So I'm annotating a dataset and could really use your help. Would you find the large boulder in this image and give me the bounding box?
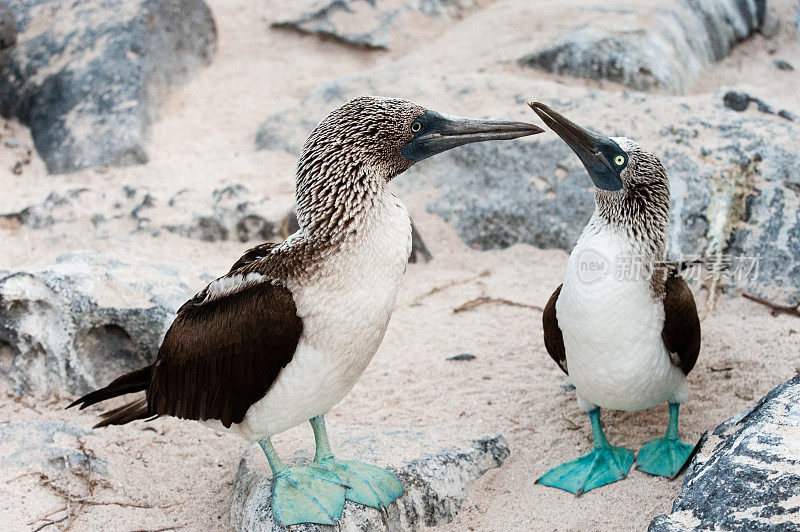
[0,183,286,243]
[0,252,195,395]
[254,72,800,304]
[231,430,509,531]
[518,0,768,93]
[0,2,16,55]
[270,0,474,50]
[650,373,800,531]
[0,0,217,174]
[0,420,106,474]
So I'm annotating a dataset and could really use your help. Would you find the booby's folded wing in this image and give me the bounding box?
[227,242,279,274]
[68,245,303,430]
[148,277,302,428]
[661,274,701,376]
[542,284,568,375]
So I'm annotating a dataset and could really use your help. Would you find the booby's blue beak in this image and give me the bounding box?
[529,102,626,192]
[401,111,543,163]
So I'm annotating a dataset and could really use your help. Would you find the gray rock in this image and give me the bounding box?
[722,90,795,121]
[421,138,595,251]
[0,2,16,52]
[165,185,282,243]
[650,373,800,531]
[446,353,475,361]
[231,431,509,531]
[271,0,474,50]
[518,0,766,93]
[0,184,284,244]
[0,252,195,395]
[0,0,217,174]
[0,421,106,474]
[723,90,750,111]
[774,59,794,72]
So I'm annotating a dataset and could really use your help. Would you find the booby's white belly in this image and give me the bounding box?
[229,195,412,441]
[557,227,687,412]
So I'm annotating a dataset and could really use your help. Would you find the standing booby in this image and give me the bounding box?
[529,102,701,495]
[68,96,542,525]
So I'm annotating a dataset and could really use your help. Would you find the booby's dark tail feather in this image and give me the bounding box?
[93,397,151,428]
[66,365,152,411]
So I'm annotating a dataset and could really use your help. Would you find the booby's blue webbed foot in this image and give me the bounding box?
[636,403,696,479]
[271,465,348,526]
[258,438,347,526]
[537,408,634,495]
[310,457,404,510]
[308,415,403,511]
[537,445,634,495]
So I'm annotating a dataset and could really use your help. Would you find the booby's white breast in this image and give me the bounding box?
[557,216,687,412]
[230,191,412,441]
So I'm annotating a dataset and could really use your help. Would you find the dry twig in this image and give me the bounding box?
[410,270,490,306]
[31,513,69,532]
[453,296,543,314]
[126,527,183,532]
[27,506,68,525]
[561,412,580,431]
[741,292,800,318]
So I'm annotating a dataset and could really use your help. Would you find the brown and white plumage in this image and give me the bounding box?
[530,102,701,413]
[69,96,542,441]
[543,269,701,381]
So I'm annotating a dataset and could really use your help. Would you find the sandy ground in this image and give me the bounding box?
[2,0,800,530]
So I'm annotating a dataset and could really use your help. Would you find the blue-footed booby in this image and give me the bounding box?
[529,102,701,495]
[68,96,542,525]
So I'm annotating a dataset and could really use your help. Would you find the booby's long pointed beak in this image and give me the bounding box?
[529,102,624,191]
[401,111,543,163]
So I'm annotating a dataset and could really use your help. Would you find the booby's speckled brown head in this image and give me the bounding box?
[529,102,670,253]
[295,96,542,235]
[299,96,542,183]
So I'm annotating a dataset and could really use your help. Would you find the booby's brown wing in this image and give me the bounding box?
[542,284,568,375]
[69,244,302,430]
[147,277,302,428]
[662,274,701,376]
[227,242,279,273]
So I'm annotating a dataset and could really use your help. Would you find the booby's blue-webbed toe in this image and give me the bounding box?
[311,458,404,510]
[537,445,634,496]
[307,415,403,511]
[636,404,697,479]
[271,466,348,526]
[259,437,347,526]
[536,409,633,495]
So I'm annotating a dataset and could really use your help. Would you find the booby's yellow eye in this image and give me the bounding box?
[614,155,625,166]
[411,122,421,133]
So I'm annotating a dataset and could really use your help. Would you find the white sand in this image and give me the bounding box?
[2,0,800,530]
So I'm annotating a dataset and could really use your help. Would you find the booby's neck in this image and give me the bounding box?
[583,182,671,298]
[295,164,386,244]
[593,187,669,258]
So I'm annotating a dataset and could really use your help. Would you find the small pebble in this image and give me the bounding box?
[722,91,750,112]
[447,353,476,361]
[4,138,22,149]
[774,60,794,72]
